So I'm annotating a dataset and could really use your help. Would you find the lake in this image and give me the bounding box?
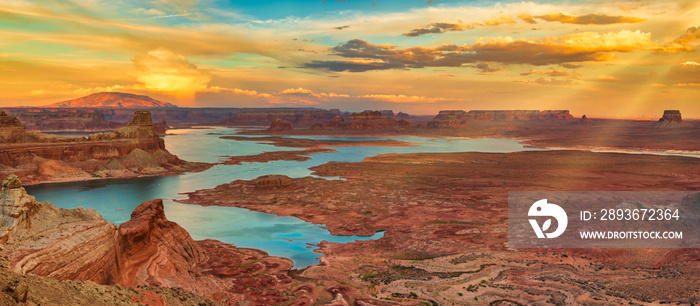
[26,127,543,268]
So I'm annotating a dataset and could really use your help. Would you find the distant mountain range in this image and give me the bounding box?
[45,92,178,108]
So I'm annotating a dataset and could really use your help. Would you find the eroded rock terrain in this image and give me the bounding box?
[0,111,207,184]
[0,174,308,305]
[183,148,700,305]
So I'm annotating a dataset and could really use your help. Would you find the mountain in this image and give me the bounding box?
[46,92,178,108]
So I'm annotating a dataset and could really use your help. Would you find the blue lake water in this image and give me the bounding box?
[25,127,542,268]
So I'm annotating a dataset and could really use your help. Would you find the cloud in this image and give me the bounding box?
[402,15,514,37]
[305,31,666,72]
[655,27,700,54]
[130,8,166,16]
[482,15,516,26]
[359,94,457,104]
[591,74,620,82]
[272,87,351,104]
[521,68,571,76]
[474,62,500,73]
[402,23,474,37]
[534,12,645,25]
[133,48,211,99]
[517,14,537,24]
[532,77,576,86]
[667,60,700,83]
[202,86,272,98]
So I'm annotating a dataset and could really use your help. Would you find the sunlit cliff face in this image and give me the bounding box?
[0,0,698,117]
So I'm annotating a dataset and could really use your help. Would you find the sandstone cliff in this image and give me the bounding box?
[650,110,692,128]
[224,109,342,127]
[267,118,292,131]
[0,175,302,304]
[0,111,41,143]
[13,111,123,132]
[0,111,204,184]
[426,110,468,128]
[427,109,575,128]
[312,110,410,130]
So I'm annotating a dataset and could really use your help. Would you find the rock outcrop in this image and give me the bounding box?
[0,175,300,304]
[0,111,40,143]
[578,114,590,124]
[0,111,202,184]
[426,110,468,128]
[267,118,292,131]
[153,118,168,136]
[427,109,575,128]
[224,109,342,127]
[253,175,295,188]
[650,110,692,128]
[312,111,410,130]
[13,111,122,132]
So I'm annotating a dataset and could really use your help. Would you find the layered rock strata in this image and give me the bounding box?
[427,109,575,128]
[0,111,202,184]
[651,110,692,128]
[312,110,410,130]
[0,175,301,304]
[267,118,292,131]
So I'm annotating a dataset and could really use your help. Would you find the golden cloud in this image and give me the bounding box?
[133,48,211,99]
[534,12,645,25]
[402,15,515,37]
[308,30,675,72]
[521,68,572,76]
[360,94,459,104]
[517,14,537,24]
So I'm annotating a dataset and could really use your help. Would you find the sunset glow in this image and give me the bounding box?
[1,0,698,117]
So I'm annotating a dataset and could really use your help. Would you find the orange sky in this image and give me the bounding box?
[0,0,698,118]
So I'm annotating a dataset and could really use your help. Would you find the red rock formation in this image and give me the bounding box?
[153,118,168,136]
[427,110,575,128]
[0,176,302,304]
[539,110,574,120]
[396,112,410,120]
[252,175,295,188]
[45,92,177,108]
[13,111,123,132]
[651,110,692,128]
[661,110,683,122]
[578,114,591,124]
[224,109,342,127]
[267,118,292,131]
[115,199,204,288]
[313,111,410,130]
[0,111,44,143]
[0,111,200,184]
[427,110,468,128]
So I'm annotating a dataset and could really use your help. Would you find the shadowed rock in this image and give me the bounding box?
[253,175,294,188]
[651,110,691,128]
[0,174,299,304]
[267,118,292,131]
[313,111,410,130]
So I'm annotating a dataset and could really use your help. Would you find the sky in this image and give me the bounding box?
[0,0,698,118]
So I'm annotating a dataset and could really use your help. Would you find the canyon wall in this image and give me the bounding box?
[0,174,305,304]
[0,111,201,184]
[651,110,692,128]
[311,110,411,130]
[427,109,575,128]
[223,109,343,127]
[13,111,123,132]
